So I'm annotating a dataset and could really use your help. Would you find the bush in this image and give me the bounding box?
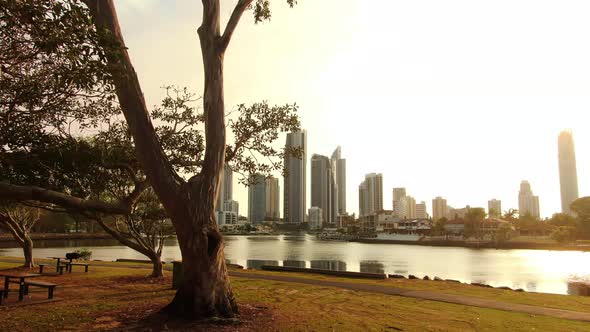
[550,226,577,244]
[75,248,93,261]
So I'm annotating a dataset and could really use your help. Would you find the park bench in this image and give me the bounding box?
[38,263,66,275]
[23,280,57,300]
[65,262,89,273]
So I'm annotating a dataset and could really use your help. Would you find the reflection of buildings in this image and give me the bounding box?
[283,260,306,268]
[246,260,279,270]
[310,260,347,271]
[360,261,384,274]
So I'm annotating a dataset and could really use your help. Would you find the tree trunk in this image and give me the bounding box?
[162,194,236,318]
[22,235,34,268]
[148,252,164,278]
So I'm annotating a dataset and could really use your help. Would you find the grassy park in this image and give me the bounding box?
[1,257,590,331]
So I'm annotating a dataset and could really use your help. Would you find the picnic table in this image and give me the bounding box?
[47,256,72,268]
[0,272,41,301]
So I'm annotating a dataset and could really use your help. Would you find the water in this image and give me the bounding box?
[1,234,589,295]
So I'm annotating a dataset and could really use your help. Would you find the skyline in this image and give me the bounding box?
[114,1,590,219]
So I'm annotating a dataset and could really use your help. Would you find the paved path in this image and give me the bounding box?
[230,271,590,323]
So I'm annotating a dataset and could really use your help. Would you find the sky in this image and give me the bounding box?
[115,0,590,219]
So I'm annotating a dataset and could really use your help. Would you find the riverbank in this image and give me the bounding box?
[0,233,112,242]
[1,257,590,331]
[353,238,590,252]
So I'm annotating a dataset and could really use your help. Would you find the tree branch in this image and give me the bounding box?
[0,182,132,215]
[219,0,253,52]
[82,0,184,212]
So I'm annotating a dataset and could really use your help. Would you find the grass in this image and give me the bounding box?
[0,257,589,331]
[238,268,590,313]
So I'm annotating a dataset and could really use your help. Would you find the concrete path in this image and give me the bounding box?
[230,271,590,323]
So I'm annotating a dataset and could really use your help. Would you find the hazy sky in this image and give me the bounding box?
[115,0,590,219]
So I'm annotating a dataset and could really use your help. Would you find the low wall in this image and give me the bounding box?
[260,265,387,279]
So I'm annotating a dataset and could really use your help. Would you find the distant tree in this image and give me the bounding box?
[571,197,590,238]
[89,189,174,278]
[551,226,577,244]
[431,217,448,236]
[464,208,486,239]
[503,209,519,222]
[0,204,40,268]
[548,213,577,227]
[493,223,514,245]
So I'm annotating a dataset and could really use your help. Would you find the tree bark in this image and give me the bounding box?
[148,253,164,278]
[22,235,34,268]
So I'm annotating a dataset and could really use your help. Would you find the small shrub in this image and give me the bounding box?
[75,248,93,261]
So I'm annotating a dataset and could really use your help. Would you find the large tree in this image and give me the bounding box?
[79,0,298,318]
[1,0,300,318]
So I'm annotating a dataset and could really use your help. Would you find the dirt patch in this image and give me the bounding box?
[91,302,281,331]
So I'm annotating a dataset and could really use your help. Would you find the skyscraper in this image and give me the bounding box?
[331,146,347,215]
[416,201,428,219]
[432,196,448,221]
[558,130,579,215]
[358,173,383,216]
[488,199,502,217]
[265,176,280,221]
[284,130,307,224]
[248,173,266,224]
[216,164,233,212]
[311,154,334,225]
[518,181,540,218]
[405,196,416,219]
[392,187,407,218]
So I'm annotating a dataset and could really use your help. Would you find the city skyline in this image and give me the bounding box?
[116,2,589,220]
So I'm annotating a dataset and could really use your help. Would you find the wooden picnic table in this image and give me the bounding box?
[47,256,72,268]
[0,272,41,301]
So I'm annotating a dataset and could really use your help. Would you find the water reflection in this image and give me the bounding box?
[247,260,279,269]
[283,260,306,268]
[360,261,384,274]
[1,235,590,295]
[310,260,346,271]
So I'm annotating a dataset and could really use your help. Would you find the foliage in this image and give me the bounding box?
[74,248,93,261]
[571,197,590,237]
[550,226,577,244]
[431,217,448,236]
[463,208,486,239]
[493,223,514,244]
[548,213,578,227]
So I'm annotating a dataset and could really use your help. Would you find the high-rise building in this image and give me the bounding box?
[311,154,335,225]
[284,130,307,224]
[558,130,579,215]
[359,173,383,216]
[265,176,280,221]
[488,199,502,217]
[416,201,428,219]
[392,187,406,218]
[248,173,266,224]
[218,200,239,225]
[308,207,323,230]
[216,164,233,212]
[405,196,416,219]
[331,147,347,216]
[518,181,540,218]
[432,196,448,221]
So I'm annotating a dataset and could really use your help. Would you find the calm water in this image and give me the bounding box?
[1,234,589,295]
